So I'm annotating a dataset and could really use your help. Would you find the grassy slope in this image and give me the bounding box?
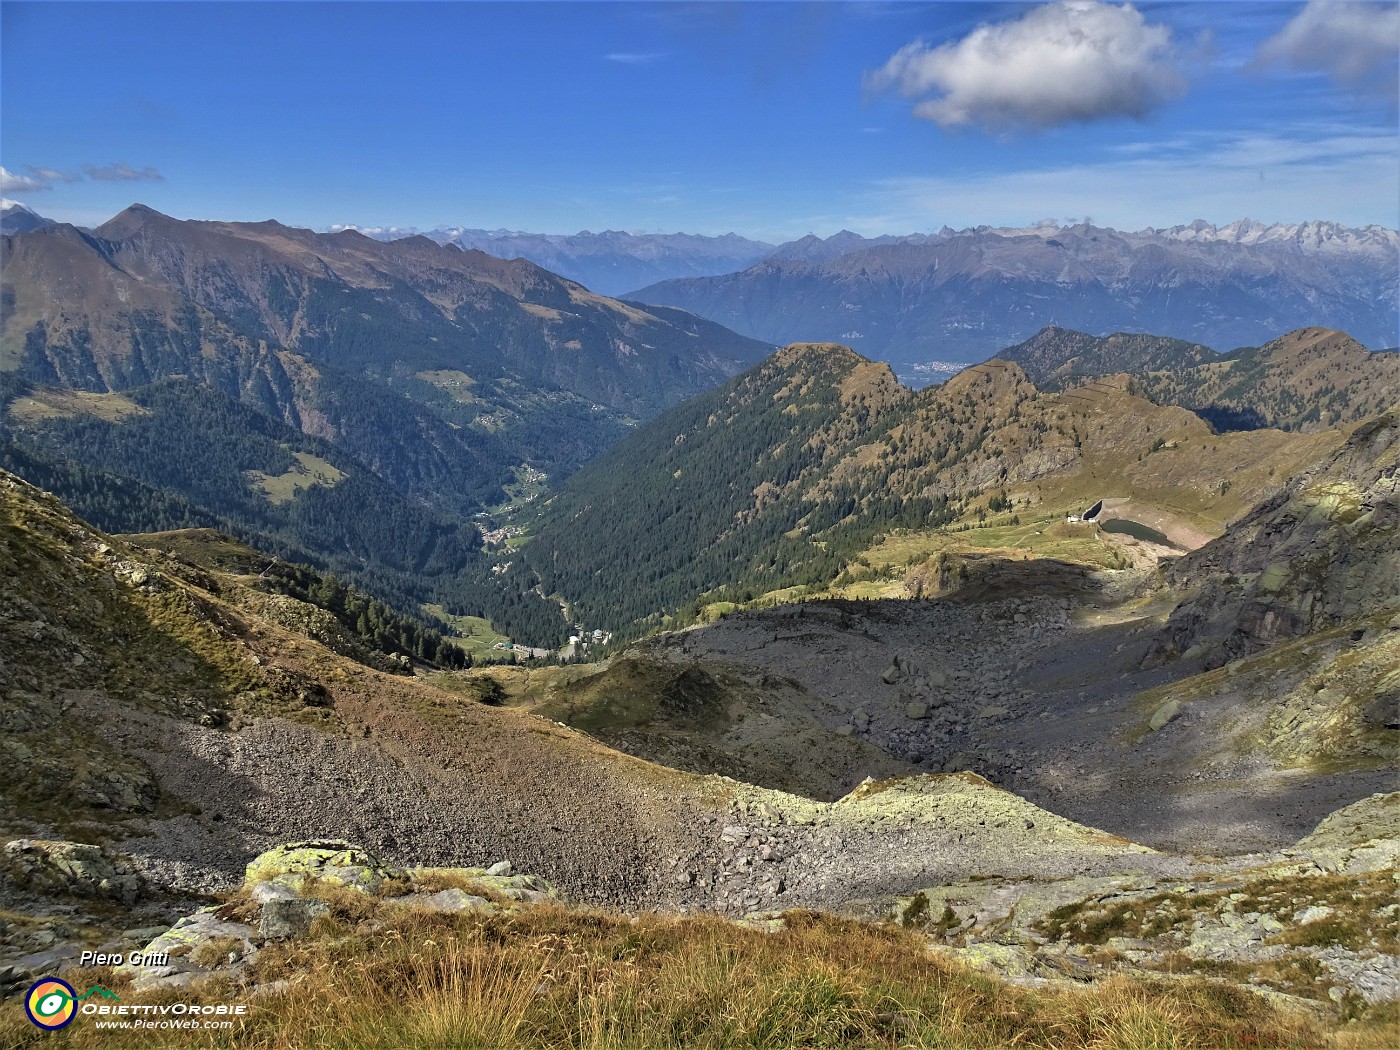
[0,899,1342,1050]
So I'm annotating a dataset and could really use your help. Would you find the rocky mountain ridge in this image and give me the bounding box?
[3,204,769,421]
[328,224,777,297]
[1154,404,1399,665]
[1004,325,1400,432]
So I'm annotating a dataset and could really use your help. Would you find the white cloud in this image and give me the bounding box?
[605,51,668,65]
[83,162,164,182]
[866,1,1188,131]
[328,224,418,238]
[852,129,1400,231]
[1256,1,1399,95]
[0,166,50,193]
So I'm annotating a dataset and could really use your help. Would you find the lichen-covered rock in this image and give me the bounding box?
[243,840,398,897]
[121,907,259,992]
[1288,792,1400,873]
[2,839,142,904]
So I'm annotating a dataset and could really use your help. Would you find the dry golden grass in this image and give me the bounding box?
[0,904,1338,1049]
[6,388,149,424]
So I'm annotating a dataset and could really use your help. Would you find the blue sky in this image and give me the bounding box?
[2,1,1397,239]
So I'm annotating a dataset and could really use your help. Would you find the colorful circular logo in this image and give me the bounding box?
[25,978,77,1030]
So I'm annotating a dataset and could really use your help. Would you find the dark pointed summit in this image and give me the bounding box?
[95,203,179,239]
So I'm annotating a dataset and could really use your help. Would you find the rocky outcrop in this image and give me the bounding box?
[123,841,559,992]
[2,839,143,904]
[892,792,1400,1011]
[1152,410,1399,666]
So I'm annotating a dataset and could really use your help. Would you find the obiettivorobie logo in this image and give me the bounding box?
[24,978,119,1030]
[23,976,249,1032]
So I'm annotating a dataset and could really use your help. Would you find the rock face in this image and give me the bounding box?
[2,840,142,905]
[1153,410,1400,666]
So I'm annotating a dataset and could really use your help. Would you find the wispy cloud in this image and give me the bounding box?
[83,162,164,182]
[854,129,1400,231]
[866,1,1189,132]
[605,51,668,65]
[27,166,81,183]
[0,166,49,193]
[1255,0,1399,98]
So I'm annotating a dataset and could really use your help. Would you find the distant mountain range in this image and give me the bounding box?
[629,220,1399,370]
[329,225,777,297]
[5,198,1397,650]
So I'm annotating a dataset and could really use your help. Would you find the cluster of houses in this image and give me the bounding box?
[479,523,526,546]
[558,626,611,662]
[484,625,611,664]
[489,640,551,659]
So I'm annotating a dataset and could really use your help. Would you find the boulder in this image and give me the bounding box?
[259,898,329,941]
[402,867,559,905]
[469,872,556,903]
[905,703,930,720]
[1149,699,1181,732]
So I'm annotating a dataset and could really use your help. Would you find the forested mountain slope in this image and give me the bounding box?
[0,206,772,645]
[521,336,1347,637]
[526,344,911,630]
